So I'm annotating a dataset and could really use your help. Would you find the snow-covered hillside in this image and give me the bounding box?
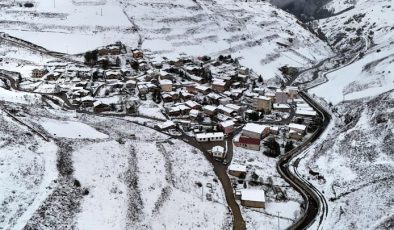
[295,1,394,229]
[299,91,394,229]
[0,0,139,53]
[120,0,332,78]
[0,101,231,229]
[311,0,394,103]
[0,0,333,79]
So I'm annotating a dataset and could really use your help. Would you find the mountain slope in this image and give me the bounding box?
[300,91,394,229]
[0,0,333,79]
[296,1,394,229]
[120,0,333,78]
[310,0,394,103]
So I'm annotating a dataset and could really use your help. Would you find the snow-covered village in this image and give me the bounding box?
[0,0,393,230]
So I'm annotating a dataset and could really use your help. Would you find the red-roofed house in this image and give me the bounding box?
[234,136,261,151]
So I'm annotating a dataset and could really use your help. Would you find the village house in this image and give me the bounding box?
[195,132,224,142]
[132,49,144,59]
[157,120,176,130]
[180,91,194,100]
[45,72,61,81]
[212,79,227,92]
[270,126,279,135]
[211,146,226,159]
[219,120,235,134]
[31,68,48,78]
[185,100,201,110]
[253,87,265,95]
[217,105,236,117]
[219,97,232,105]
[295,109,317,117]
[240,189,266,208]
[161,93,173,103]
[226,104,243,114]
[265,91,276,101]
[195,85,211,95]
[159,79,173,92]
[239,66,249,75]
[203,105,217,116]
[286,86,298,99]
[189,109,201,120]
[93,101,111,113]
[289,130,304,141]
[105,70,122,80]
[98,45,121,56]
[125,80,137,89]
[254,96,272,113]
[137,83,149,95]
[228,164,247,177]
[273,103,292,112]
[275,89,288,104]
[288,123,307,134]
[242,123,270,139]
[235,135,261,151]
[80,96,96,108]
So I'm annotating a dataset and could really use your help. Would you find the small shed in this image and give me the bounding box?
[228,164,247,177]
[241,189,266,208]
[211,146,226,159]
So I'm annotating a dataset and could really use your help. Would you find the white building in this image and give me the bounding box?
[242,123,270,139]
[211,146,226,158]
[228,164,247,177]
[288,123,307,133]
[296,109,317,117]
[159,79,173,92]
[240,189,266,208]
[195,132,224,142]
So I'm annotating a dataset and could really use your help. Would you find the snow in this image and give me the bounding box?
[0,110,58,230]
[311,46,394,104]
[39,118,109,139]
[241,189,265,203]
[0,0,138,54]
[297,91,394,229]
[0,87,41,104]
[243,123,267,135]
[288,123,306,132]
[313,0,394,104]
[73,141,129,230]
[228,164,247,173]
[220,120,235,128]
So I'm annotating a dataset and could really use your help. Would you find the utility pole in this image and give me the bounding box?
[101,8,103,16]
[277,211,280,230]
[53,0,55,8]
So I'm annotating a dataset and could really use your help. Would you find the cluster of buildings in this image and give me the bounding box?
[26,43,321,210]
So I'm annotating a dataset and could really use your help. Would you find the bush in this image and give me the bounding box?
[285,141,294,153]
[264,138,281,157]
[74,179,81,187]
[24,2,34,7]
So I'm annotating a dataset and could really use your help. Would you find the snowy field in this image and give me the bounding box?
[312,0,394,104]
[311,44,394,104]
[39,118,109,139]
[0,86,41,105]
[0,0,139,54]
[0,0,332,78]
